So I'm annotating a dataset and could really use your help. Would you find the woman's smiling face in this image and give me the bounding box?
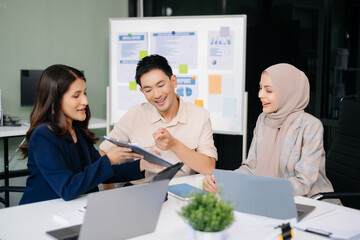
[258,72,278,114]
[60,78,88,123]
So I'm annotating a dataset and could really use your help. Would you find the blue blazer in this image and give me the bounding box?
[20,123,144,205]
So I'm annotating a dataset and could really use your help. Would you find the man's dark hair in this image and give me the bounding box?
[135,54,173,87]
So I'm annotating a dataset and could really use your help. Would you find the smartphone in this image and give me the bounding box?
[168,183,205,201]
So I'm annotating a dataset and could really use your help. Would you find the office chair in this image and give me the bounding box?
[0,186,26,193]
[312,96,360,209]
[0,138,27,207]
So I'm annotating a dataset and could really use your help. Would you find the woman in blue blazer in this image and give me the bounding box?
[19,64,151,204]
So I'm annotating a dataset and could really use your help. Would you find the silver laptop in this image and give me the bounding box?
[47,179,169,240]
[213,169,315,221]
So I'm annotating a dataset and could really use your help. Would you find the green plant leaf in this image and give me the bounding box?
[178,192,235,232]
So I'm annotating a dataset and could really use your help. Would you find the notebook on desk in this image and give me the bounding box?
[213,169,315,221]
[47,179,169,240]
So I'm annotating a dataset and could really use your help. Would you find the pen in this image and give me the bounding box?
[305,228,332,237]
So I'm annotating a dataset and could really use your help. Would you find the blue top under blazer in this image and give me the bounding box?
[20,123,144,205]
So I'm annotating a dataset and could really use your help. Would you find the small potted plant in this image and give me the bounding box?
[178,192,235,240]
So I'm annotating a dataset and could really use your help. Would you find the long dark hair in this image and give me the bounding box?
[19,64,98,158]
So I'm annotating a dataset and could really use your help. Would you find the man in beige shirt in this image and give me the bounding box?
[100,55,217,185]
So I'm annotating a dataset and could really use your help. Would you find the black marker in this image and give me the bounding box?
[305,228,332,237]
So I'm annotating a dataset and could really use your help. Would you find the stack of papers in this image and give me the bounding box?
[295,208,360,240]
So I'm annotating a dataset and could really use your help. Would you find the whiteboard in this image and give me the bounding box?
[109,15,246,135]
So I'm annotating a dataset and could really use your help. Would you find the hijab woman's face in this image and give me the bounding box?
[258,72,278,114]
[60,78,88,124]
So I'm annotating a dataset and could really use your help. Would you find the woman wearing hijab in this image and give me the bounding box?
[203,63,335,198]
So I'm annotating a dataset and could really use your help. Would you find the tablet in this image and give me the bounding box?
[102,136,173,168]
[168,183,205,201]
[151,162,184,182]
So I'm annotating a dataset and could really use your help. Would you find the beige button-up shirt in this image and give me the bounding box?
[100,97,217,178]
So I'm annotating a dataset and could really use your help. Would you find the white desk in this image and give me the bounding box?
[0,174,358,240]
[0,117,107,137]
[0,118,107,207]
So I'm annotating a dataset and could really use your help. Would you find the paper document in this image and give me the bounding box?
[53,207,86,226]
[295,208,360,239]
[102,136,173,168]
[207,211,296,240]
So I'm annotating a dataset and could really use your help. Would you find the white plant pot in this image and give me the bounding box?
[194,230,224,240]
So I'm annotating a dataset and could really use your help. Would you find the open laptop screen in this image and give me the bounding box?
[213,169,298,220]
[47,179,169,240]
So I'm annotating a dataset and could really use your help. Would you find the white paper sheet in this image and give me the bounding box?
[295,209,360,240]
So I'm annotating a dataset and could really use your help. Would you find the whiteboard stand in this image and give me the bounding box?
[137,0,144,17]
[242,91,248,162]
[106,86,110,135]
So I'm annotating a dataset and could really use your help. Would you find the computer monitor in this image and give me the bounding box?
[20,69,43,106]
[20,69,85,107]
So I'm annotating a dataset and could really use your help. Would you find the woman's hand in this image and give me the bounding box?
[148,148,161,156]
[140,148,166,173]
[202,175,218,193]
[139,159,165,173]
[106,146,144,165]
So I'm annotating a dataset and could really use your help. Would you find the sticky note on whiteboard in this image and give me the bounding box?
[194,99,203,107]
[139,50,148,60]
[222,98,236,118]
[129,81,137,90]
[179,64,188,74]
[220,26,230,37]
[209,75,222,94]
